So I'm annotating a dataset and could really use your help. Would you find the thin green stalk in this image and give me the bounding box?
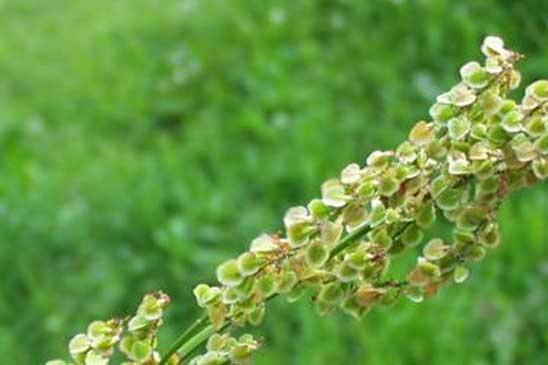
[159,315,208,365]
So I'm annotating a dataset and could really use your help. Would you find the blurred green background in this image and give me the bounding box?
[1,0,548,364]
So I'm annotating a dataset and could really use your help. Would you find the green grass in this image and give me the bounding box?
[1,0,548,364]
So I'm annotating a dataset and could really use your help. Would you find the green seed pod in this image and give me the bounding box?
[207,303,227,330]
[248,304,266,326]
[429,103,455,124]
[460,61,490,89]
[318,283,344,304]
[286,284,306,303]
[276,270,298,293]
[221,287,239,304]
[400,224,423,247]
[342,202,368,230]
[340,295,368,319]
[197,351,226,365]
[321,179,349,207]
[305,240,329,268]
[405,286,424,303]
[233,277,255,300]
[480,223,500,248]
[255,273,277,298]
[471,123,488,140]
[194,284,221,307]
[525,116,547,137]
[379,175,400,197]
[321,221,343,245]
[308,199,330,220]
[315,300,335,317]
[287,222,316,248]
[479,90,502,116]
[128,315,149,332]
[535,134,548,154]
[532,158,548,179]
[238,252,261,277]
[526,79,548,100]
[357,180,376,198]
[457,206,488,231]
[448,117,471,140]
[436,189,464,211]
[369,198,386,227]
[380,287,401,306]
[466,245,487,262]
[217,259,243,287]
[337,261,360,282]
[346,251,368,270]
[501,110,524,133]
[341,163,363,184]
[409,121,434,146]
[416,202,436,228]
[367,150,394,168]
[250,233,278,253]
[423,238,450,261]
[206,334,227,352]
[430,174,454,198]
[85,351,108,365]
[417,257,441,279]
[369,227,393,249]
[130,340,152,362]
[69,334,90,356]
[453,265,469,284]
[426,139,448,160]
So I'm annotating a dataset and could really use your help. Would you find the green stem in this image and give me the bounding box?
[328,223,371,260]
[177,324,218,361]
[159,315,208,365]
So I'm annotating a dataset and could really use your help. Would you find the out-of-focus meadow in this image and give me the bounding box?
[1,1,548,364]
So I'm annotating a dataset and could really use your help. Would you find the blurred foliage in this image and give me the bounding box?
[1,0,548,364]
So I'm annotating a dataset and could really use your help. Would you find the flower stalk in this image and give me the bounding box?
[47,36,548,365]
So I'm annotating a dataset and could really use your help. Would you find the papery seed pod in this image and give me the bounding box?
[129,340,152,362]
[318,282,344,304]
[238,252,261,276]
[217,259,244,287]
[429,103,455,123]
[320,221,344,245]
[308,199,331,220]
[341,163,362,184]
[369,198,386,227]
[250,233,278,253]
[416,201,436,228]
[248,304,266,326]
[405,286,424,303]
[526,80,548,100]
[448,117,471,140]
[409,121,434,146]
[466,245,487,262]
[340,295,368,319]
[305,240,329,268]
[255,273,277,298]
[379,175,400,197]
[453,265,469,284]
[535,134,548,155]
[400,224,423,248]
[321,179,349,207]
[460,61,490,89]
[532,158,548,179]
[276,270,298,293]
[85,350,108,365]
[423,238,450,261]
[337,261,360,282]
[69,334,90,357]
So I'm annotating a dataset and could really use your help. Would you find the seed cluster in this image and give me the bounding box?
[47,37,548,365]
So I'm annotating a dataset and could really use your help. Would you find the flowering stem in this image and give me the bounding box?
[159,315,208,365]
